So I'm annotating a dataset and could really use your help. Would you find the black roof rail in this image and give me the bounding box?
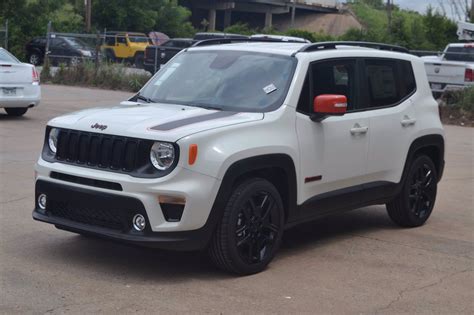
[295,41,410,54]
[192,37,309,47]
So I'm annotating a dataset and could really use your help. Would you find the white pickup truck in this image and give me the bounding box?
[422,43,474,97]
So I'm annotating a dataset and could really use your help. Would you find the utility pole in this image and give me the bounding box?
[85,0,92,32]
[471,0,474,22]
[291,0,296,28]
[387,0,392,34]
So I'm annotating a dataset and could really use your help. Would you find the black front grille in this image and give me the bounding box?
[55,129,151,172]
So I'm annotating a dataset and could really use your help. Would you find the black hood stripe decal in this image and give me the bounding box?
[150,111,238,131]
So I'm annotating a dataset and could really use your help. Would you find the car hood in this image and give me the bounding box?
[48,102,264,142]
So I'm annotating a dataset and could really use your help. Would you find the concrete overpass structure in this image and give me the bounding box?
[186,0,339,31]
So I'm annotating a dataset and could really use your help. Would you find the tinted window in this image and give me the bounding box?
[117,36,126,44]
[105,35,115,45]
[399,60,416,96]
[297,74,310,113]
[364,59,400,108]
[311,59,356,111]
[445,46,474,62]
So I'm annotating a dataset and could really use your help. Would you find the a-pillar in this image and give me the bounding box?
[208,9,216,31]
[264,11,272,29]
[224,9,232,28]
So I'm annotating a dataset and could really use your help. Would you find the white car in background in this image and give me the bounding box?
[0,47,41,116]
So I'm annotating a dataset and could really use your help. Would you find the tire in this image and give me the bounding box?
[134,52,144,69]
[386,155,438,227]
[5,108,28,116]
[29,53,41,66]
[208,178,285,275]
[70,56,81,67]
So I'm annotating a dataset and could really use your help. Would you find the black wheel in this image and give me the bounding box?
[209,178,284,275]
[5,108,28,116]
[134,52,144,68]
[387,155,438,227]
[29,53,42,66]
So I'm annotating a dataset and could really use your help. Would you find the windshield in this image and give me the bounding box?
[0,49,20,63]
[129,35,149,43]
[139,50,296,112]
[445,46,474,62]
[63,37,90,49]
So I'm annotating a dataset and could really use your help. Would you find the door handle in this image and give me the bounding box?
[350,123,368,135]
[401,116,416,127]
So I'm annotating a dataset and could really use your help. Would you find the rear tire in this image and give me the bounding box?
[208,178,284,275]
[29,53,42,66]
[5,108,28,116]
[386,155,438,227]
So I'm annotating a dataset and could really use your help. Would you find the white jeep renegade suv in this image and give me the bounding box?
[33,41,445,275]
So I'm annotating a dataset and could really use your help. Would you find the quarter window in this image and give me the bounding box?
[364,59,400,108]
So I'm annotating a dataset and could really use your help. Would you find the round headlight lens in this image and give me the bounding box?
[48,128,59,154]
[150,142,175,170]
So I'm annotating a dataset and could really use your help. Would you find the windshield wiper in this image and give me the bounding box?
[188,103,223,111]
[135,94,153,103]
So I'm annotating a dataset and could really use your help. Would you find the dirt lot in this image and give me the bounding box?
[1,85,473,314]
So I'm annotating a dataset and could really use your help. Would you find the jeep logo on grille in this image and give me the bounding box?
[91,123,107,131]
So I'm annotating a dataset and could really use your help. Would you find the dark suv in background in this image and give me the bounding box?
[25,36,98,66]
[144,32,249,74]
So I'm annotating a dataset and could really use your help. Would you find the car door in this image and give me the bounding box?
[295,58,370,218]
[115,35,128,58]
[361,58,418,190]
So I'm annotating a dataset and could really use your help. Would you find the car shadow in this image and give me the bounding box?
[0,113,31,120]
[32,205,396,281]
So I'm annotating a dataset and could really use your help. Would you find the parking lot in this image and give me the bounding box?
[0,85,473,314]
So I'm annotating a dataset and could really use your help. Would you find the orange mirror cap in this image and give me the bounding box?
[313,94,347,115]
[188,144,198,165]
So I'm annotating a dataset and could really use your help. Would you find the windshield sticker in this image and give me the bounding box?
[263,84,277,94]
[154,63,180,86]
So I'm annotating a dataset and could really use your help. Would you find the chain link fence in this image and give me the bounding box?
[40,22,155,72]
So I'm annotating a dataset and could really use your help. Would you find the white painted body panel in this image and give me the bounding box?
[0,62,41,108]
[36,43,444,232]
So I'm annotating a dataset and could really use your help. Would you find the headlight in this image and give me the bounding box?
[80,50,92,57]
[150,142,175,170]
[48,128,59,154]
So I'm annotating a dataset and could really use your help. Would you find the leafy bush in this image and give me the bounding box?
[444,87,474,112]
[44,62,151,92]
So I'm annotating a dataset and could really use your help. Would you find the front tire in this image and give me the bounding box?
[386,155,438,227]
[208,178,285,275]
[5,108,28,116]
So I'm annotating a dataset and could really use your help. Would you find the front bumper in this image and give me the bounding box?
[33,180,215,250]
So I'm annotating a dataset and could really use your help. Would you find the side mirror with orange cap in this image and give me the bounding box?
[310,94,348,122]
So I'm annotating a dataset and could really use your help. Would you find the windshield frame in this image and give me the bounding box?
[139,49,298,113]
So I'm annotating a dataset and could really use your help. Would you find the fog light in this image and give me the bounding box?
[132,214,146,231]
[38,194,47,210]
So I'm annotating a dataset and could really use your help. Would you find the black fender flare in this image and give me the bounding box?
[196,154,298,247]
[401,134,445,185]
